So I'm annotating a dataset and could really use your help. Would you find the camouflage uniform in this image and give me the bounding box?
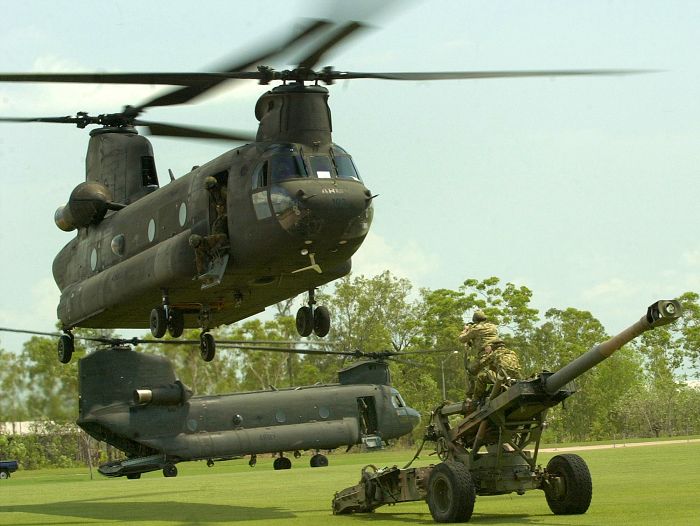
[459,315,521,401]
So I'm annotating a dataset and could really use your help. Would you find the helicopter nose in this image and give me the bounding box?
[271,180,373,240]
[402,406,422,432]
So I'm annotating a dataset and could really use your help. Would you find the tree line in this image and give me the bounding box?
[1,272,699,468]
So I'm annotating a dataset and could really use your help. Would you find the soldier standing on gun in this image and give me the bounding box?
[459,310,521,404]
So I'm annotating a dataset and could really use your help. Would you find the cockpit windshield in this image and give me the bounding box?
[309,155,334,179]
[271,155,307,183]
[334,155,361,181]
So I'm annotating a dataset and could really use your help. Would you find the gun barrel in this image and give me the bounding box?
[543,300,681,395]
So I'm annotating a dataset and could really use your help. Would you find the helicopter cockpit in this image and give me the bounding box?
[249,144,370,242]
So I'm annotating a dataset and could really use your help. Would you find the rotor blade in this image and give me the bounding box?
[218,344,361,357]
[136,120,256,142]
[328,68,655,81]
[0,115,80,124]
[137,19,332,110]
[0,326,121,345]
[0,72,229,85]
[297,21,365,70]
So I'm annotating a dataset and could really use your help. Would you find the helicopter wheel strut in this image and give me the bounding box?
[167,309,184,338]
[273,455,292,470]
[149,306,167,338]
[296,306,313,337]
[57,331,74,364]
[200,332,216,362]
[162,463,178,478]
[310,453,329,468]
[296,289,331,338]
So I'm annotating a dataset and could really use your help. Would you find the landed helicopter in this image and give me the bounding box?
[0,19,638,364]
[75,339,421,479]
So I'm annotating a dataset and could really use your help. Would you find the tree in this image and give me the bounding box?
[533,307,642,441]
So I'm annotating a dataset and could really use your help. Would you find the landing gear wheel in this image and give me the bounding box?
[296,306,313,337]
[57,334,74,364]
[309,454,328,468]
[427,461,476,523]
[200,333,215,362]
[168,309,185,338]
[126,473,141,480]
[273,456,292,470]
[150,306,167,338]
[163,464,178,478]
[313,305,331,337]
[544,454,592,515]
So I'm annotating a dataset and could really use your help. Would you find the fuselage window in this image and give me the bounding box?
[309,155,334,179]
[271,155,307,183]
[334,155,362,181]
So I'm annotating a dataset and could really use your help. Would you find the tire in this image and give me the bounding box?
[57,334,74,364]
[126,473,141,480]
[313,305,331,337]
[296,306,313,337]
[163,464,178,478]
[273,457,292,470]
[0,470,9,479]
[167,309,185,338]
[200,333,216,362]
[150,307,167,338]
[544,454,592,515]
[427,461,476,523]
[310,454,329,468]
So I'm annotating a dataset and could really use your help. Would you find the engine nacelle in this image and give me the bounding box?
[54,181,113,231]
[133,381,192,406]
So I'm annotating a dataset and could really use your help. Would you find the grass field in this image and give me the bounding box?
[2,440,699,525]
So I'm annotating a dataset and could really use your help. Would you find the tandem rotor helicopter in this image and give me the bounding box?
[0,18,637,364]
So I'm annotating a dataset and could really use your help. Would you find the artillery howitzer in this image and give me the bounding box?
[332,300,681,522]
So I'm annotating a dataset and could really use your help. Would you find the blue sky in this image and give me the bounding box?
[1,0,699,353]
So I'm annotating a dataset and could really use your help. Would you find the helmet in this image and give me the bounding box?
[472,310,487,323]
[189,234,203,248]
[205,176,218,189]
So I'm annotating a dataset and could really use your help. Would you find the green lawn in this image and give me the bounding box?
[2,441,699,525]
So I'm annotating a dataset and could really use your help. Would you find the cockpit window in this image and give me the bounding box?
[252,161,268,189]
[334,155,361,181]
[391,391,406,409]
[309,155,334,179]
[271,155,307,183]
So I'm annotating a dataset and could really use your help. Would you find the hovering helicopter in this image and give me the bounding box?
[75,340,421,479]
[0,19,638,364]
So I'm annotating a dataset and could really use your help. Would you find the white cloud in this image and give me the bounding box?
[350,231,439,282]
[581,277,636,301]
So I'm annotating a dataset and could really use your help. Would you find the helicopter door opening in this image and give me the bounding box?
[197,170,230,289]
[357,396,378,436]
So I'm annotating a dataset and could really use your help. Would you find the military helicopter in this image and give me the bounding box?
[0,19,637,364]
[74,338,421,479]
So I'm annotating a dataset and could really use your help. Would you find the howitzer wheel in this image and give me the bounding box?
[543,454,592,515]
[427,461,476,523]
